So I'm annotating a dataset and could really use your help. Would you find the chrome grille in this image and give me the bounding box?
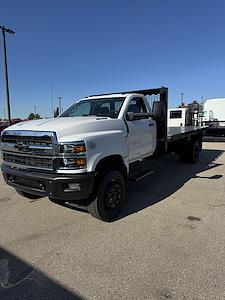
[1,130,57,171]
[2,134,52,145]
[3,153,53,170]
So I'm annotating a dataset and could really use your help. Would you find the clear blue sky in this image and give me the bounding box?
[0,0,225,119]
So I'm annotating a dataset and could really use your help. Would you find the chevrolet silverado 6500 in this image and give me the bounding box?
[1,87,206,221]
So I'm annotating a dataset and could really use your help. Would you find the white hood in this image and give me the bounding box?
[5,117,125,142]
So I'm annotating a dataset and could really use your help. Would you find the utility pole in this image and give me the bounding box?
[181,93,184,106]
[51,83,54,117]
[0,25,15,125]
[58,97,62,114]
[34,105,37,115]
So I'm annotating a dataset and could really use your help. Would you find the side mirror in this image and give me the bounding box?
[152,101,165,120]
[126,112,134,121]
[54,107,59,118]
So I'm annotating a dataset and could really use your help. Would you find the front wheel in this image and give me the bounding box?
[88,170,126,222]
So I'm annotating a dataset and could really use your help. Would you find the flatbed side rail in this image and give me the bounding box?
[167,126,208,143]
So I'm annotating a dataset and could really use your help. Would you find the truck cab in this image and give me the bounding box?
[68,92,157,164]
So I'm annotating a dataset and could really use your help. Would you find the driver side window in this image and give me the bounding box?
[127,97,147,113]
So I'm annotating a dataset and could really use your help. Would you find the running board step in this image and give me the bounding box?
[129,169,155,182]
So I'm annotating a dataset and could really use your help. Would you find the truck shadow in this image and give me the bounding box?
[116,148,224,220]
[0,247,85,300]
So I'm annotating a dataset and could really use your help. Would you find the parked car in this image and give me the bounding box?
[0,119,23,134]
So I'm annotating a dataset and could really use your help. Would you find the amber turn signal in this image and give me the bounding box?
[74,158,86,167]
[73,145,86,153]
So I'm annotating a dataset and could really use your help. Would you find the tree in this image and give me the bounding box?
[28,113,41,120]
[28,113,35,120]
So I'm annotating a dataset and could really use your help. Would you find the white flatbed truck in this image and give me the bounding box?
[1,87,206,221]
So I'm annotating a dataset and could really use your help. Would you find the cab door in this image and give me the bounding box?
[126,97,156,162]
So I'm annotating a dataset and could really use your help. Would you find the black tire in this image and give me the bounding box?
[16,189,42,199]
[179,140,200,163]
[87,170,126,222]
[192,141,200,163]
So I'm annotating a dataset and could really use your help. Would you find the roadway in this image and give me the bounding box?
[0,142,225,299]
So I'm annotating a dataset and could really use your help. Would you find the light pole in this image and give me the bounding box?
[0,25,15,126]
[58,97,62,114]
[181,93,184,106]
[51,83,54,117]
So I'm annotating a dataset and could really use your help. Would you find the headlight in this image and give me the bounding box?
[59,141,86,154]
[58,141,87,169]
[62,157,86,167]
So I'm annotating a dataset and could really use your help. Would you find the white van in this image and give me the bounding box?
[167,108,188,127]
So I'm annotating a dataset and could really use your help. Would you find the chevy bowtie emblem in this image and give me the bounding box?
[15,142,30,152]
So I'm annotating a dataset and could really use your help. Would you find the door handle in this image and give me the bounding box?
[149,123,154,127]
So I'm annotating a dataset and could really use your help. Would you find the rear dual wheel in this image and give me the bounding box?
[179,140,200,163]
[88,170,126,222]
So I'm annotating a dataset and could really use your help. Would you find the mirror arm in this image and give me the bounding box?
[126,112,154,121]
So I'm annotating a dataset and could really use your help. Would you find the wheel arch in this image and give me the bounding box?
[95,154,128,180]
[90,155,127,198]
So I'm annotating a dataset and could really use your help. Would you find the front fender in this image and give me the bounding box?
[85,131,128,172]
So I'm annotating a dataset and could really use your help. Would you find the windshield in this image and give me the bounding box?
[60,97,125,119]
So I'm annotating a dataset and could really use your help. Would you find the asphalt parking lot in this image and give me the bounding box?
[0,142,225,300]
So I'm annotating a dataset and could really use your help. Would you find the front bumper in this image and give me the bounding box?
[1,164,95,202]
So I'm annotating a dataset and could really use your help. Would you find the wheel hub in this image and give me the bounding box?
[104,182,122,208]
